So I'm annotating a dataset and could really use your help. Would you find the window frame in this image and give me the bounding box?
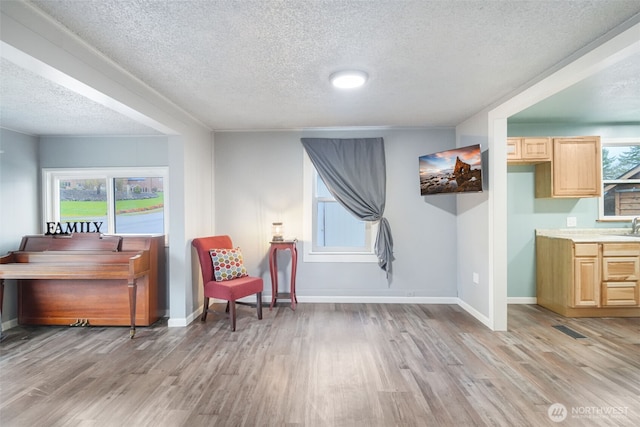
[42,167,169,243]
[598,137,640,221]
[302,152,377,263]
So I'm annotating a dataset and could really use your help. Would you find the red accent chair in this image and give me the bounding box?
[192,235,263,331]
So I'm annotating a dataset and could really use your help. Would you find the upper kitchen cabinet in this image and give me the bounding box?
[507,137,551,164]
[535,136,602,198]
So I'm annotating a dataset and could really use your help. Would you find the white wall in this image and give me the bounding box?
[0,129,40,328]
[455,112,499,329]
[213,128,460,300]
[177,132,214,325]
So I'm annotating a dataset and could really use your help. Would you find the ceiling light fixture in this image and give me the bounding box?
[330,70,368,89]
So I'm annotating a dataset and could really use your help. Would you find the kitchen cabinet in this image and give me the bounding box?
[536,233,640,317]
[507,137,551,164]
[601,243,640,306]
[572,243,600,308]
[535,136,601,198]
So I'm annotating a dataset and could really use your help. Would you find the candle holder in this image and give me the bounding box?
[271,222,284,242]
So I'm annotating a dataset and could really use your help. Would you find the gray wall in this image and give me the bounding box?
[40,135,170,169]
[506,123,640,298]
[0,129,40,326]
[214,128,460,299]
[455,111,494,324]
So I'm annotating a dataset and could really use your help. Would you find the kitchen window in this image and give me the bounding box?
[599,138,640,220]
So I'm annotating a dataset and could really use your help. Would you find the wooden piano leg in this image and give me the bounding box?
[128,279,137,339]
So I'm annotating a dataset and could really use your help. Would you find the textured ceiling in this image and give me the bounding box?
[510,50,640,124]
[0,58,163,135]
[1,0,640,135]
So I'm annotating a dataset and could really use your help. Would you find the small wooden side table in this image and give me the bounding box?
[268,240,298,310]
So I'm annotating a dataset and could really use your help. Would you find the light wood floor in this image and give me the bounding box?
[1,303,639,427]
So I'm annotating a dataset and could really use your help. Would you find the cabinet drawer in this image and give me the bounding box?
[602,282,639,306]
[574,243,599,257]
[602,256,640,281]
[601,243,640,257]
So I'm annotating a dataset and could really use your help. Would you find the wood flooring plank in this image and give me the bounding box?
[2,304,639,426]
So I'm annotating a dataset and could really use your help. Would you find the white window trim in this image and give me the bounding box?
[42,167,169,242]
[302,152,378,263]
[598,137,640,221]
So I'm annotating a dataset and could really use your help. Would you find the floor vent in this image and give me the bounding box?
[552,325,587,339]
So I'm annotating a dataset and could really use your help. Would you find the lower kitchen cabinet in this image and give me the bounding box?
[536,234,640,317]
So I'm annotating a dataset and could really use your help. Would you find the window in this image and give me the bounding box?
[600,138,640,220]
[303,153,377,262]
[43,167,168,239]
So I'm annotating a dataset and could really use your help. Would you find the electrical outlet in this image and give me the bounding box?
[473,273,479,284]
[567,216,577,227]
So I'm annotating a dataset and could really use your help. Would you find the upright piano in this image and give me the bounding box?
[0,233,164,338]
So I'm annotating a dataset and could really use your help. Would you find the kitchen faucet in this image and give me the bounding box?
[633,217,640,234]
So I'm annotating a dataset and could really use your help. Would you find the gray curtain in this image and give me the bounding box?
[301,137,393,273]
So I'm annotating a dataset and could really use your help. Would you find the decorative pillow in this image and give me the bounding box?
[209,248,248,281]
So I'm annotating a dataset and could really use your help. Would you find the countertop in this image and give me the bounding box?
[536,228,640,243]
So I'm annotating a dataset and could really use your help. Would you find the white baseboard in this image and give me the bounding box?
[294,296,459,304]
[456,298,493,329]
[167,318,187,327]
[168,308,201,327]
[1,318,19,333]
